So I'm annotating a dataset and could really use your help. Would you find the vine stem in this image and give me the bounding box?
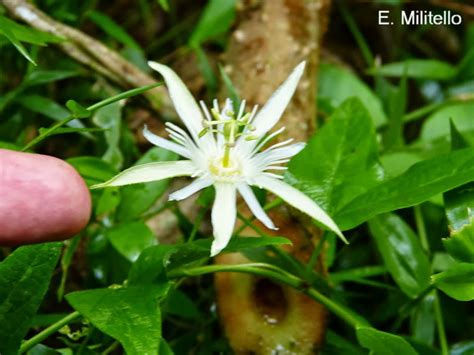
[414,205,449,354]
[19,311,81,353]
[433,290,449,355]
[167,263,370,328]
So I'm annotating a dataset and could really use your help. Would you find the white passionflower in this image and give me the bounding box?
[93,61,346,256]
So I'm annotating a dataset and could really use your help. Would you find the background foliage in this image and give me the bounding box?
[1,0,474,354]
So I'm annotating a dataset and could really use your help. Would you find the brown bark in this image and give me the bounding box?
[215,0,331,353]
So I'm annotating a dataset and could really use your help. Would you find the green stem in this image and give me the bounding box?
[168,263,370,328]
[20,311,81,353]
[433,290,449,355]
[414,205,430,253]
[188,206,207,242]
[306,232,328,273]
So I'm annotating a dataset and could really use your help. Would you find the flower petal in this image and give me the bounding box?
[169,177,212,201]
[252,142,306,169]
[211,183,237,256]
[143,125,191,159]
[91,161,197,189]
[253,175,347,243]
[237,183,277,230]
[148,61,213,148]
[251,61,305,138]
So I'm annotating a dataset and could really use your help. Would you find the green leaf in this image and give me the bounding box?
[22,83,162,151]
[356,326,418,355]
[66,285,168,355]
[16,95,85,128]
[24,70,79,86]
[0,19,36,65]
[162,289,201,319]
[58,236,81,301]
[0,15,62,45]
[194,45,217,92]
[368,213,430,298]
[116,147,177,221]
[432,263,474,301]
[383,70,407,149]
[67,156,117,185]
[93,101,123,169]
[131,236,291,280]
[88,11,141,50]
[0,243,61,355]
[106,221,157,262]
[66,100,92,118]
[218,63,241,112]
[318,63,387,127]
[189,0,236,46]
[157,0,170,11]
[420,102,474,146]
[368,59,457,80]
[450,341,474,355]
[288,98,383,214]
[442,121,474,262]
[336,147,474,229]
[443,225,474,263]
[410,292,435,346]
[128,245,175,285]
[322,331,367,355]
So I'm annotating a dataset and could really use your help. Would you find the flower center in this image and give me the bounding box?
[199,99,259,169]
[208,155,242,181]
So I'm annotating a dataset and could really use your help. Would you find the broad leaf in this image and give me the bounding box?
[67,156,117,186]
[443,225,474,263]
[288,97,383,214]
[93,102,123,170]
[356,326,418,355]
[66,285,169,355]
[16,95,84,128]
[0,243,61,355]
[116,147,177,221]
[368,213,430,298]
[128,245,175,285]
[337,147,474,229]
[432,263,474,301]
[420,101,474,147]
[318,63,387,127]
[441,121,474,262]
[106,221,157,262]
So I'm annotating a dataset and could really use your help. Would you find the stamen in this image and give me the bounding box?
[248,105,258,124]
[237,100,246,120]
[253,127,286,153]
[263,172,285,179]
[265,166,288,171]
[262,138,294,152]
[200,100,212,121]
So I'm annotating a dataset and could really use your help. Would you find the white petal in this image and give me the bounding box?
[251,61,305,137]
[211,183,237,256]
[91,160,197,189]
[253,176,347,243]
[253,143,306,168]
[237,183,277,230]
[169,177,212,201]
[148,61,213,148]
[143,125,191,159]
